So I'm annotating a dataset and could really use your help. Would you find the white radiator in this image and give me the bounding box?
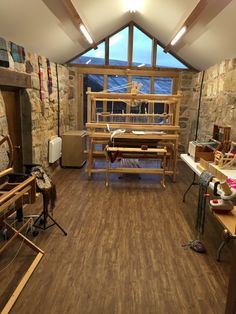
[48,137,62,163]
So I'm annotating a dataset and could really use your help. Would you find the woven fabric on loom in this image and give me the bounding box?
[46,58,53,95]
[38,56,45,101]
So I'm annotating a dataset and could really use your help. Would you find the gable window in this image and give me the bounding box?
[156,45,187,69]
[71,42,105,65]
[109,27,128,66]
[132,26,152,67]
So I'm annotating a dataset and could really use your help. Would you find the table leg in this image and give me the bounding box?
[105,148,109,187]
[161,152,166,189]
[217,230,232,262]
[183,172,198,202]
[225,242,236,314]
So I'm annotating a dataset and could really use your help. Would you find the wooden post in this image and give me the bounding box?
[91,97,96,122]
[78,73,84,129]
[128,22,134,67]
[149,77,155,115]
[172,76,179,95]
[151,38,157,68]
[103,75,108,113]
[87,87,91,123]
[127,76,132,113]
[105,37,109,66]
[175,98,181,127]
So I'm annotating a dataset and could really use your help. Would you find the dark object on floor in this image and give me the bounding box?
[189,240,206,253]
[182,239,207,253]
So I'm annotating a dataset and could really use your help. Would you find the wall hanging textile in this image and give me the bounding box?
[46,58,53,95]
[0,37,9,67]
[10,42,25,63]
[38,56,45,101]
[196,170,214,234]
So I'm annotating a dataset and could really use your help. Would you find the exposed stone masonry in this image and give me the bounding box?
[0,42,76,170]
[191,58,236,143]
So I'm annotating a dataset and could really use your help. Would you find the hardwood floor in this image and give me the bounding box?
[0,161,231,313]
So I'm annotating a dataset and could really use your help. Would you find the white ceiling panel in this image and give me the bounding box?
[0,0,234,68]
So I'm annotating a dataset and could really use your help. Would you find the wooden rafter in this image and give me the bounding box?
[62,0,97,49]
[164,0,213,53]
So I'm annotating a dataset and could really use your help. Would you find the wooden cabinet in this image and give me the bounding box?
[61,130,86,167]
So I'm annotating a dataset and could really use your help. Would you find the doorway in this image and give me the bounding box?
[1,89,23,172]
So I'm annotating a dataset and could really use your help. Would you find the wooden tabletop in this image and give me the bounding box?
[213,207,236,236]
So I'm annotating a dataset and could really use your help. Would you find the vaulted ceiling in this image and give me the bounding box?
[0,0,235,70]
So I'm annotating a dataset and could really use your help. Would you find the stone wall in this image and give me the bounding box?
[178,71,196,153]
[192,58,236,143]
[0,41,77,170]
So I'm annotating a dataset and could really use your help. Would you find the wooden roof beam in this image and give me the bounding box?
[164,0,208,53]
[62,0,97,49]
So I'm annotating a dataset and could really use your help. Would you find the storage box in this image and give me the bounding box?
[188,141,217,162]
[62,130,86,167]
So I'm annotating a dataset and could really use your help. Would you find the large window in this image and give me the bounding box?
[83,74,104,124]
[156,45,187,69]
[109,27,128,66]
[72,42,105,65]
[69,24,189,69]
[132,76,150,94]
[154,77,172,94]
[131,76,150,113]
[132,26,152,67]
[107,76,128,113]
[108,75,128,93]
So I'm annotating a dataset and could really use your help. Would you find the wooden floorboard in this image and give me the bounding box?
[0,160,231,314]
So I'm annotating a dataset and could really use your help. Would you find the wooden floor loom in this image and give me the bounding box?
[0,135,44,313]
[86,82,181,184]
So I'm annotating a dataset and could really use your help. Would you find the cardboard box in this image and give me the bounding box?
[188,141,215,162]
[62,130,86,167]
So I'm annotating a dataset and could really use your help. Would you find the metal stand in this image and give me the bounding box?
[217,229,234,262]
[33,194,67,236]
[183,172,198,202]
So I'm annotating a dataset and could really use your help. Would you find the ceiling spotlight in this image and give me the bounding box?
[125,0,143,13]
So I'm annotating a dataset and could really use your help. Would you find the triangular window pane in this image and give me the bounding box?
[71,42,105,65]
[156,45,187,69]
[132,26,152,67]
[109,28,128,66]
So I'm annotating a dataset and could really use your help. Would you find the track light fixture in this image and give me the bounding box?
[80,24,93,44]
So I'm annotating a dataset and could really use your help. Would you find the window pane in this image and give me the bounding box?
[107,76,128,113]
[131,77,150,113]
[71,42,105,65]
[156,45,187,69]
[83,74,104,124]
[132,76,150,94]
[109,28,128,66]
[108,75,128,93]
[154,77,172,94]
[132,26,152,67]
